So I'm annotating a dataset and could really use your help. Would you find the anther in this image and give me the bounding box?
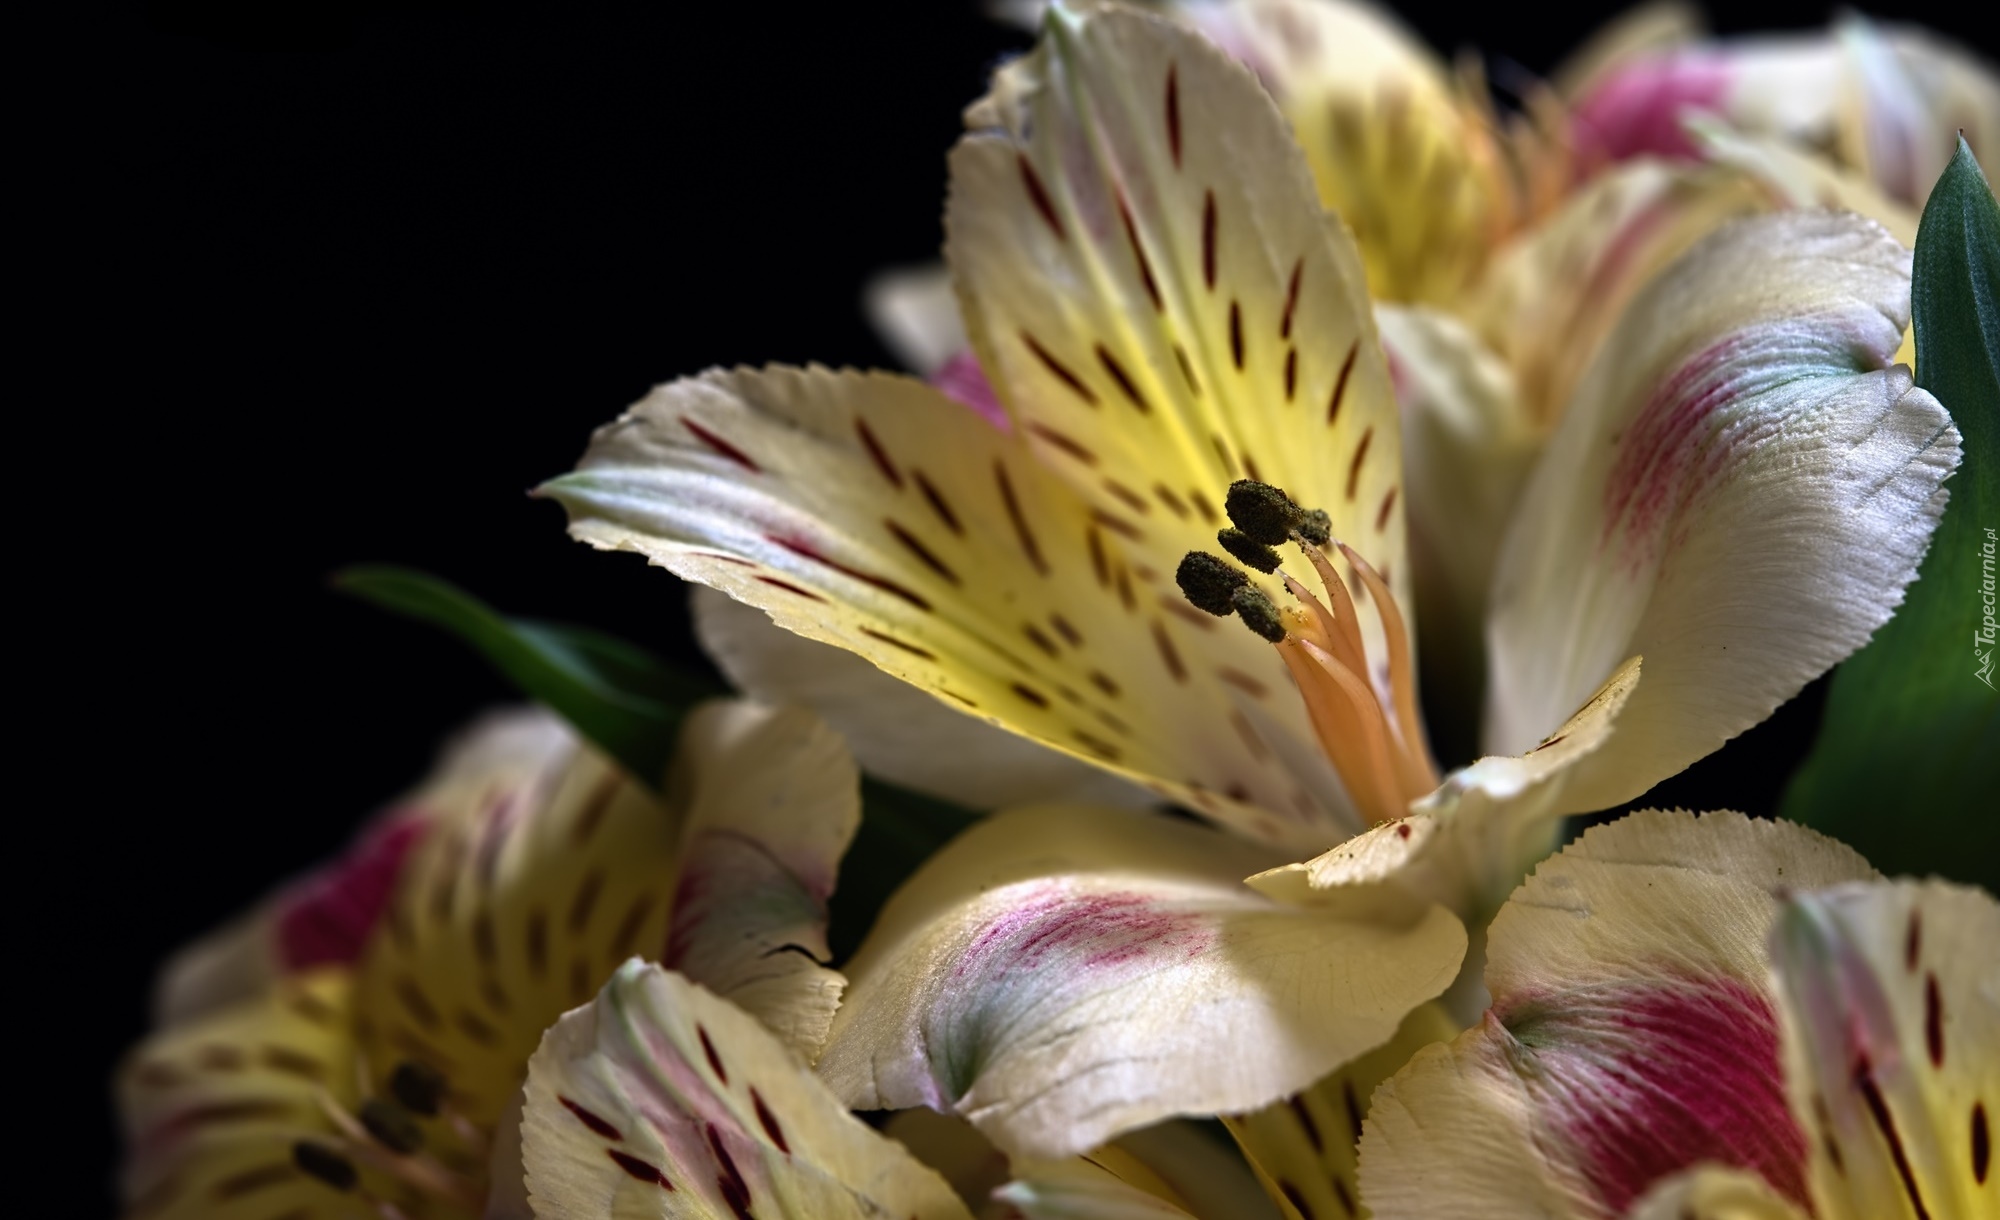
[1230,585,1287,642]
[1224,479,1301,546]
[293,1140,361,1192]
[360,1097,426,1155]
[1217,527,1282,573]
[389,1061,447,1117]
[1177,551,1248,616]
[1295,508,1331,547]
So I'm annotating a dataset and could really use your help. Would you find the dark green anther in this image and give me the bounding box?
[1296,507,1332,547]
[389,1060,447,1117]
[1224,479,1301,546]
[1176,551,1248,616]
[1217,527,1283,573]
[292,1140,360,1192]
[1230,585,1287,642]
[360,1097,425,1155]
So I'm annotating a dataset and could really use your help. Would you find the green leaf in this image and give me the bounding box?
[335,565,719,785]
[337,565,982,950]
[1781,139,2000,888]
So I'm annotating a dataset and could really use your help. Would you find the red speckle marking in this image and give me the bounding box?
[681,417,761,473]
[560,1096,622,1141]
[608,1149,673,1189]
[765,534,932,611]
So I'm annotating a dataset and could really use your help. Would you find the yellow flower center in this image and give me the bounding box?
[1178,480,1438,825]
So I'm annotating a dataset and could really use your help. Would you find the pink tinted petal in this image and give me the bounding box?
[929,350,1010,431]
[1573,54,1733,164]
[1505,976,1811,1214]
[273,813,427,969]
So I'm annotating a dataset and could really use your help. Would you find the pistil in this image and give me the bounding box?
[1177,480,1439,825]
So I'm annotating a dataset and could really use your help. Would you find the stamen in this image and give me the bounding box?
[311,1088,484,1209]
[360,1098,425,1155]
[1218,527,1282,573]
[1230,585,1287,642]
[1180,481,1440,826]
[1176,551,1247,614]
[294,1140,360,1192]
[1224,478,1301,544]
[389,1060,446,1117]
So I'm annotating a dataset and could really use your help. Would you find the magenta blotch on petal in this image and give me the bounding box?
[274,814,428,970]
[1506,976,1811,1214]
[929,350,1011,431]
[1572,55,1734,164]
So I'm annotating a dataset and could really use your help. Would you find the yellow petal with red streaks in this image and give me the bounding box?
[1769,880,2000,1220]
[117,971,387,1220]
[1223,1000,1459,1220]
[948,3,1408,608]
[353,700,860,1147]
[547,364,1352,850]
[1168,0,1502,304]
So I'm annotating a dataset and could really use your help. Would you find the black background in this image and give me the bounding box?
[62,0,1993,1212]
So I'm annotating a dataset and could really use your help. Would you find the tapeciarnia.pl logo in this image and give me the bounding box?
[1978,526,1997,690]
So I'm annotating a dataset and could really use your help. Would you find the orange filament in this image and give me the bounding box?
[1273,541,1439,825]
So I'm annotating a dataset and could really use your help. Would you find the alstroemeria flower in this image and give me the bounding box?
[116,700,862,1219]
[1565,9,1999,206]
[1358,809,1999,1220]
[545,3,1957,923]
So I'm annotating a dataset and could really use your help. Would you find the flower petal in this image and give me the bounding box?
[1256,654,1642,934]
[151,710,567,1028]
[1222,1000,1458,1220]
[659,700,860,1062]
[693,587,1153,811]
[993,1158,1199,1219]
[1462,158,1771,431]
[353,699,858,1134]
[1162,0,1497,304]
[865,263,969,376]
[949,3,1409,603]
[816,803,1466,1160]
[518,961,972,1219]
[548,363,1345,849]
[1769,880,2000,1220]
[117,970,382,1220]
[1376,305,1537,742]
[1625,1165,1813,1220]
[1356,810,1876,1218]
[1481,211,1960,813]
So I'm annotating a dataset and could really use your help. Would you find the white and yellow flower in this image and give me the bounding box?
[1564,6,1999,208]
[544,2,1957,927]
[116,700,865,1219]
[1359,809,1999,1220]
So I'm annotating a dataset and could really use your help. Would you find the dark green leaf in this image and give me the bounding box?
[1782,139,2000,887]
[335,565,719,785]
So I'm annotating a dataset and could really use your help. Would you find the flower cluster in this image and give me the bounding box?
[117,3,1996,1219]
